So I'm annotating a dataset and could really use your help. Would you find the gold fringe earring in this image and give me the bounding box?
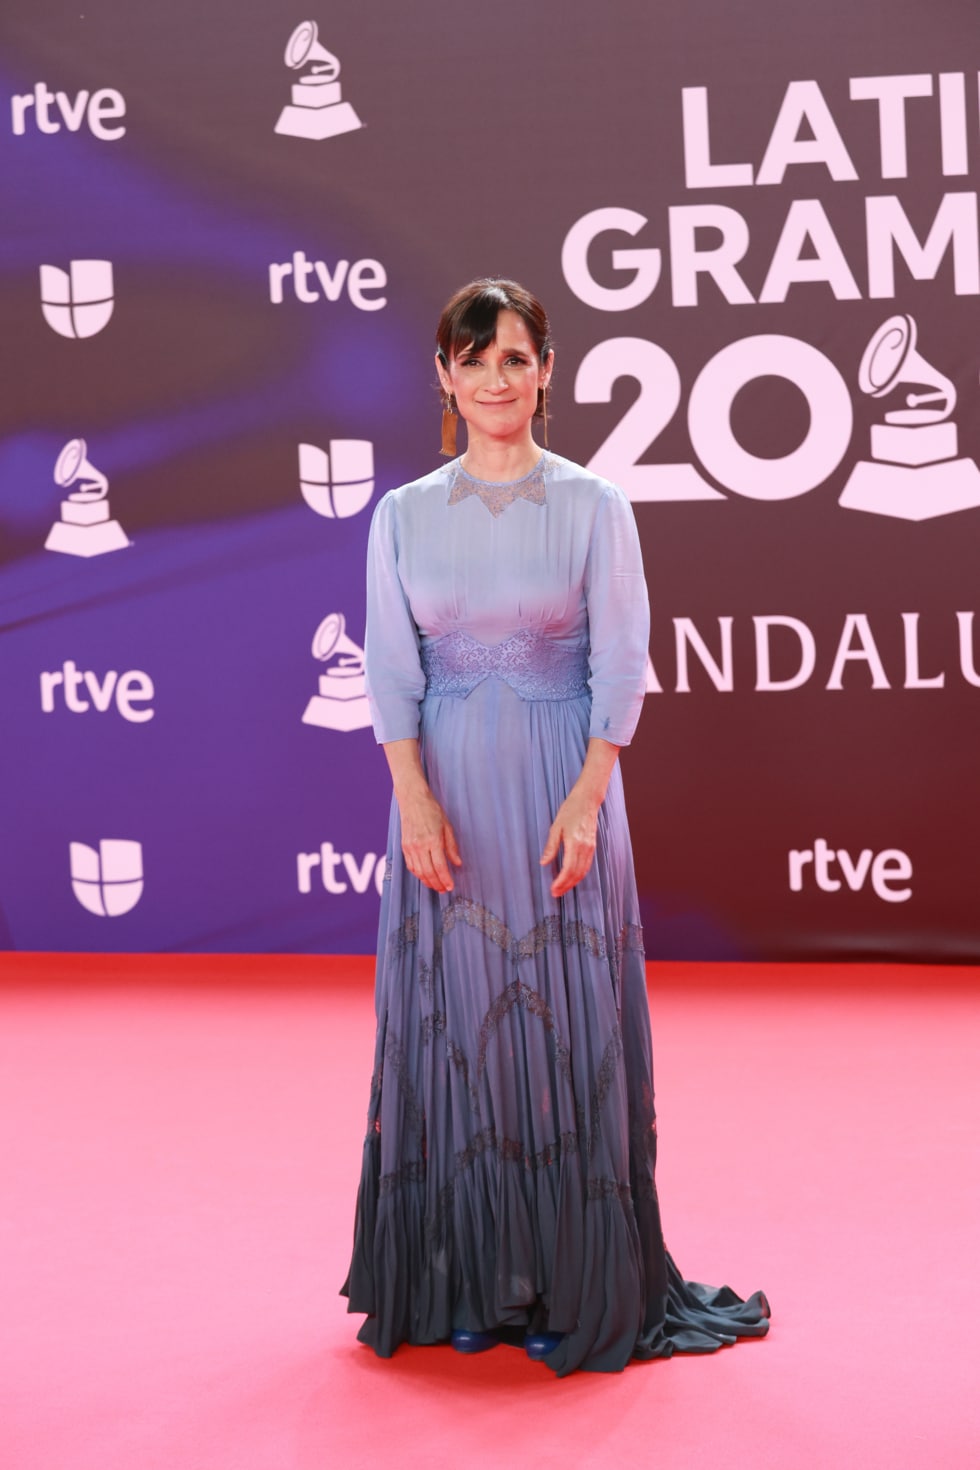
[440,393,457,457]
[541,385,549,450]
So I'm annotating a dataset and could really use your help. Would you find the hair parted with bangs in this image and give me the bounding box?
[436,278,553,417]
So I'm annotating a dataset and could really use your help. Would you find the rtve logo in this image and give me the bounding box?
[268,251,386,309]
[11,82,126,139]
[70,840,143,917]
[299,440,374,518]
[41,662,155,723]
[297,843,385,896]
[40,261,114,338]
[789,839,912,903]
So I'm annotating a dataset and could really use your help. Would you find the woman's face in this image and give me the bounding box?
[436,308,553,443]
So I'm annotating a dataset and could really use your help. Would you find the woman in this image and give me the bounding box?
[341,279,769,1375]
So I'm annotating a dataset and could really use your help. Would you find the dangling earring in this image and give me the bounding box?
[440,393,457,458]
[540,384,550,450]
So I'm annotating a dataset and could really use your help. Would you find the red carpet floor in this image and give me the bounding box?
[1,954,977,1470]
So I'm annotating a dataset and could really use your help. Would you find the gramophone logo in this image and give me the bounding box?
[70,839,143,917]
[299,440,374,517]
[840,314,980,521]
[302,613,372,731]
[45,438,130,557]
[40,260,114,338]
[275,21,363,140]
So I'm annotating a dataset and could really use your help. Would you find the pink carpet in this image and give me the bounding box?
[2,954,977,1470]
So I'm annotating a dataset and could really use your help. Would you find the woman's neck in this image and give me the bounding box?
[459,431,543,484]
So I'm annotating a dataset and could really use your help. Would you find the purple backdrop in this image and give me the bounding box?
[2,0,978,960]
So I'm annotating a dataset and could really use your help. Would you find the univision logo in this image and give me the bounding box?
[70,839,143,917]
[299,440,374,517]
[40,260,114,338]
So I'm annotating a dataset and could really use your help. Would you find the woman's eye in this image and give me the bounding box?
[458,355,528,367]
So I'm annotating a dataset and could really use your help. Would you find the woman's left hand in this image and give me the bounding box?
[540,790,600,898]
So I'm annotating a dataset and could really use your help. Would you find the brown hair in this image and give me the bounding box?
[436,278,553,417]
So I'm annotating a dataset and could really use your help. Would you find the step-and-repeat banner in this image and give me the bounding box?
[2,1,978,960]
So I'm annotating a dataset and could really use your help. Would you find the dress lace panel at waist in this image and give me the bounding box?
[421,629,590,702]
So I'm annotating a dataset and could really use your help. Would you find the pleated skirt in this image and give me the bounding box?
[342,678,769,1374]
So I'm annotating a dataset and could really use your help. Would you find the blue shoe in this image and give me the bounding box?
[451,1328,499,1354]
[524,1331,563,1359]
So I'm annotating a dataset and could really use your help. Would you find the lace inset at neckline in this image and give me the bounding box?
[446,454,552,517]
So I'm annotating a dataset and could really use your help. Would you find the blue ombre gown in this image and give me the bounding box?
[342,452,769,1375]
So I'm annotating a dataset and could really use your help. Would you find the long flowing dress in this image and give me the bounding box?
[341,451,770,1375]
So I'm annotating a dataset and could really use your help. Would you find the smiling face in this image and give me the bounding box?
[436,308,553,446]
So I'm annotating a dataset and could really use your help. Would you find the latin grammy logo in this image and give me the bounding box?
[45,438,130,558]
[275,21,363,140]
[301,613,373,732]
[840,314,980,521]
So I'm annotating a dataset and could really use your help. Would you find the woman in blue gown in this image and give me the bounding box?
[342,279,770,1375]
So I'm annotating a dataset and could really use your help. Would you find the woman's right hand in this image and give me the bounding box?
[398,787,462,893]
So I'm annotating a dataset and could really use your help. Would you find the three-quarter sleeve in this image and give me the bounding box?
[583,485,650,746]
[364,491,426,744]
